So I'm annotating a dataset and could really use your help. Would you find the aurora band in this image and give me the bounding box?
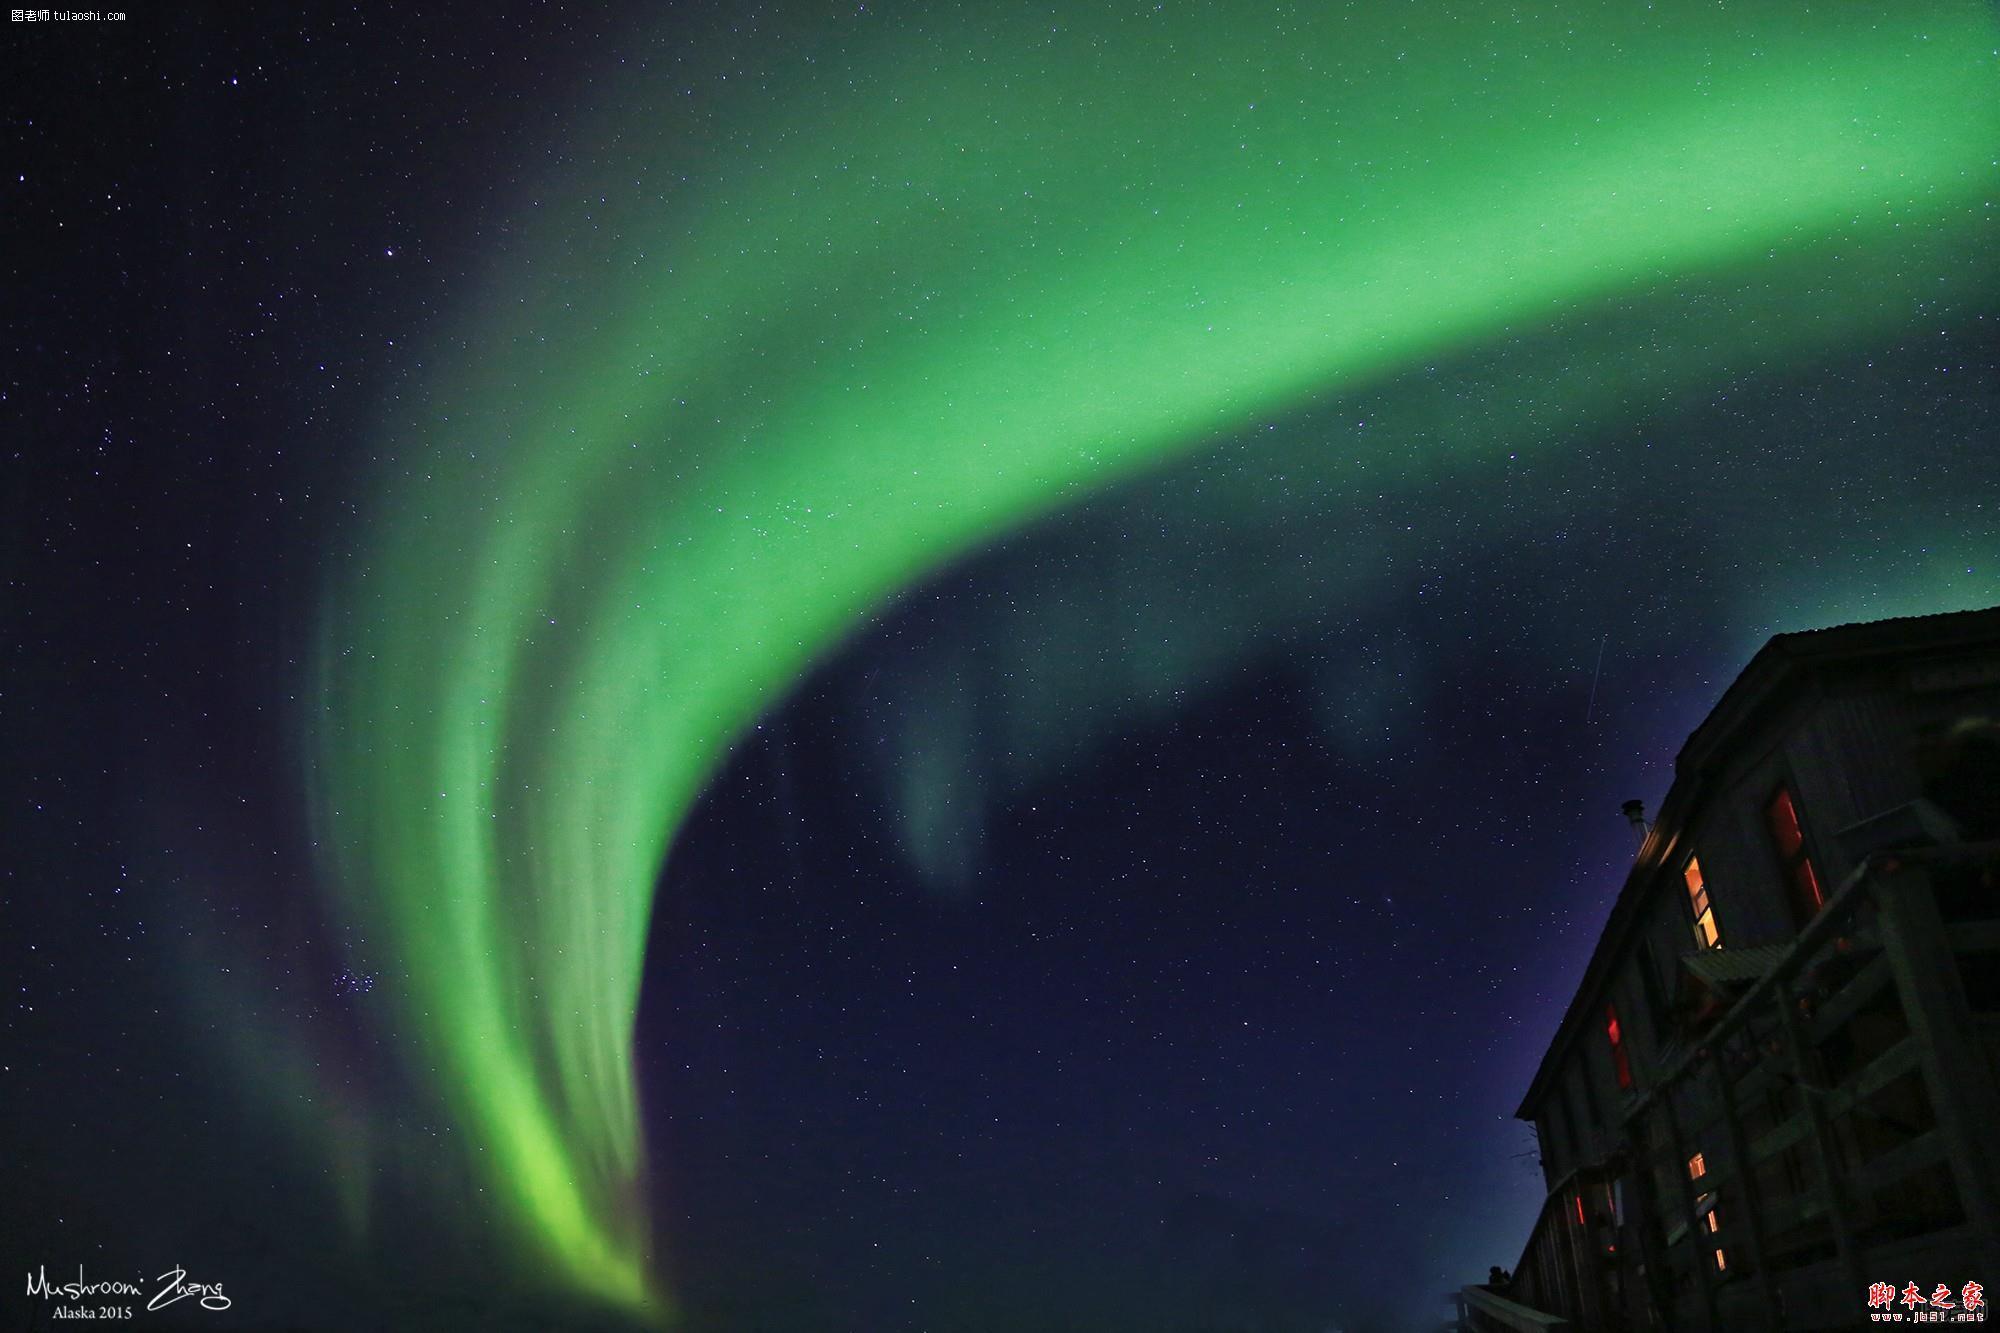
[307,2,2000,1315]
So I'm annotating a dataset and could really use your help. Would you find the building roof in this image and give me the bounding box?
[1513,604,2000,1122]
[1674,606,2000,783]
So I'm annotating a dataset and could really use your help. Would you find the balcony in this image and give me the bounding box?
[1471,838,2000,1331]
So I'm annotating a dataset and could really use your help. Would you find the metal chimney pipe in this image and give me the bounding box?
[1621,799,1649,848]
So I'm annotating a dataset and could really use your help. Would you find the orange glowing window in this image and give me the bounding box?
[1687,1152,1707,1181]
[1683,856,1721,949]
[1766,786,1826,923]
[1707,1210,1722,1234]
[1606,1003,1634,1090]
[1714,1248,1728,1272]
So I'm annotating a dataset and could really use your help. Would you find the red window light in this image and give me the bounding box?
[1795,857,1824,910]
[1767,786,1805,856]
[1766,786,1826,921]
[1575,1195,1587,1226]
[1606,1003,1633,1090]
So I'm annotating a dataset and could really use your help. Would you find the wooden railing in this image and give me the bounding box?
[1613,841,2000,1330]
[1481,840,2000,1331]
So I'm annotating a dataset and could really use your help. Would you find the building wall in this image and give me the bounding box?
[1510,619,2000,1329]
[1524,638,2000,1176]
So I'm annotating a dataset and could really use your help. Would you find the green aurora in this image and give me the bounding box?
[307,2,1999,1315]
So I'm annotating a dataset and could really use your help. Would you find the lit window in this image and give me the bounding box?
[1687,1152,1706,1181]
[1683,856,1721,949]
[1766,787,1825,922]
[1707,1210,1721,1233]
[1714,1248,1728,1272]
[1574,1195,1587,1226]
[1606,1003,1633,1090]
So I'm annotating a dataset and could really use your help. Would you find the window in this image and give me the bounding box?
[1683,856,1721,949]
[1714,1247,1728,1272]
[1687,1151,1707,1181]
[1707,1209,1722,1234]
[1574,1194,1587,1226]
[1765,786,1826,923]
[1606,1003,1633,1091]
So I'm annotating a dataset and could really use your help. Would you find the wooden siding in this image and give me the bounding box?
[1519,633,2000,1250]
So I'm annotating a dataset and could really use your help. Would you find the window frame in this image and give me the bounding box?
[1682,853,1722,949]
[1764,781,1826,926]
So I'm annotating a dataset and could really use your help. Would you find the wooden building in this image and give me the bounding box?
[1469,607,2000,1331]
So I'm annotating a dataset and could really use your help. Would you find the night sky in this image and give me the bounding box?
[5,5,1998,1332]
